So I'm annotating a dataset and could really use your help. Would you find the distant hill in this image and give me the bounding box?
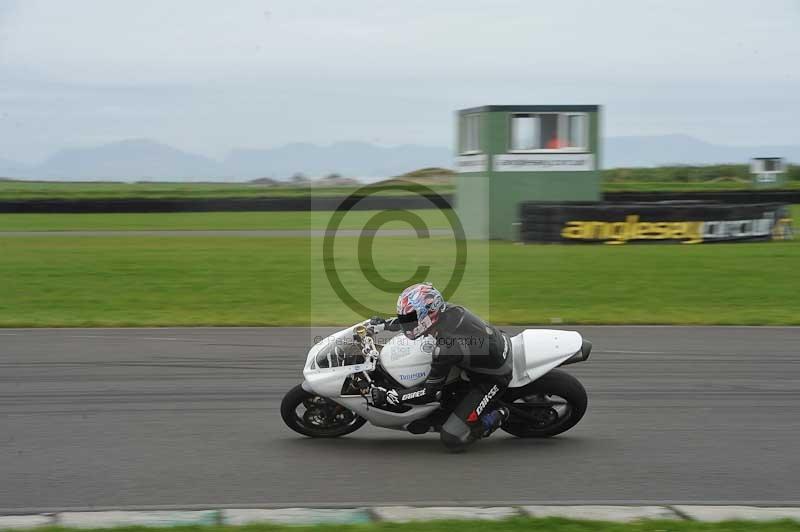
[376,167,456,187]
[401,167,456,178]
[223,141,450,179]
[248,177,280,185]
[1,135,798,181]
[35,139,224,180]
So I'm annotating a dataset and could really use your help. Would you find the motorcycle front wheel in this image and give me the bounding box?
[280,384,367,438]
[501,369,588,438]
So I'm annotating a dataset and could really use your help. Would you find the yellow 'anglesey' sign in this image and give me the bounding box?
[561,214,792,245]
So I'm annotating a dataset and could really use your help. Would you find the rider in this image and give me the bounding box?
[369,282,511,452]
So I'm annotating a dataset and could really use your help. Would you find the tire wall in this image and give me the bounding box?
[2,189,800,214]
[0,195,449,214]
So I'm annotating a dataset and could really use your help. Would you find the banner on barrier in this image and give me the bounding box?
[519,202,794,244]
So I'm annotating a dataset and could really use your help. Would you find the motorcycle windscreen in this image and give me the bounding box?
[315,343,366,368]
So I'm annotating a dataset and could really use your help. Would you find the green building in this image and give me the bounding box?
[454,105,602,240]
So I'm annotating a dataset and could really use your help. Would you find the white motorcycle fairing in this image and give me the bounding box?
[508,329,584,388]
[301,323,585,430]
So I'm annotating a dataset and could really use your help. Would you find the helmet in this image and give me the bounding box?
[396,283,446,340]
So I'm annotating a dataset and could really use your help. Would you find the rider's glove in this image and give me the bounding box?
[370,316,400,332]
[371,386,400,407]
[369,316,387,333]
[369,316,386,333]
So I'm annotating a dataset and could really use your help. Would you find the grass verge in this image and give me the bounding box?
[603,181,800,192]
[0,181,454,200]
[1,206,795,232]
[1,179,798,200]
[0,233,797,327]
[11,518,800,532]
[0,210,452,231]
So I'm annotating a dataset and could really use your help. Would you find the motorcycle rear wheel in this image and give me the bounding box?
[280,384,367,438]
[501,369,587,438]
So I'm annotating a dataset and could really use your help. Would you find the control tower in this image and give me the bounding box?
[454,105,602,240]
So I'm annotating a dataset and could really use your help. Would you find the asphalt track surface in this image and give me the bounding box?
[1,326,798,511]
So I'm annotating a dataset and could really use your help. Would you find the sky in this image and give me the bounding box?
[1,0,799,163]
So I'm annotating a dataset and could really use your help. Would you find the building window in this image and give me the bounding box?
[567,114,587,149]
[511,115,538,150]
[461,114,481,153]
[509,113,588,152]
[751,158,785,173]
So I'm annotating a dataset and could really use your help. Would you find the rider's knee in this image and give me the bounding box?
[440,415,475,452]
[440,430,470,453]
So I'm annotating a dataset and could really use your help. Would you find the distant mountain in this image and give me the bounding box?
[35,139,224,180]
[1,135,798,181]
[224,141,451,179]
[605,134,800,168]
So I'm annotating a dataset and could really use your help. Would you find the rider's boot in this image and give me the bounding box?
[479,407,509,437]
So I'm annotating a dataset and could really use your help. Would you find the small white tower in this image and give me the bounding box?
[750,157,785,186]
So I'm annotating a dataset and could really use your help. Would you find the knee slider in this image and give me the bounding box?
[440,429,470,453]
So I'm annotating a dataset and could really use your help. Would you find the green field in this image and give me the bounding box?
[1,206,796,232]
[0,206,795,327]
[0,210,452,231]
[604,181,800,192]
[10,518,800,532]
[1,234,797,327]
[1,178,798,200]
[0,181,454,200]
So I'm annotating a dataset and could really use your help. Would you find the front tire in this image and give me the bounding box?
[501,369,587,438]
[280,384,367,438]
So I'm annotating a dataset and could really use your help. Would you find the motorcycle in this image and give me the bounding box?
[281,320,592,446]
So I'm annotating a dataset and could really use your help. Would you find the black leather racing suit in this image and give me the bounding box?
[386,305,513,450]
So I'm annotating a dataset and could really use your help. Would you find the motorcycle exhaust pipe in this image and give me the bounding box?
[560,339,592,366]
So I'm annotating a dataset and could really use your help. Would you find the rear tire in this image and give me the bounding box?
[501,369,587,438]
[280,384,367,438]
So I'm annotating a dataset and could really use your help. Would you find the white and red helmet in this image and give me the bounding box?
[396,283,446,339]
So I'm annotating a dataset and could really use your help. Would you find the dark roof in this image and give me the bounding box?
[458,105,600,114]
